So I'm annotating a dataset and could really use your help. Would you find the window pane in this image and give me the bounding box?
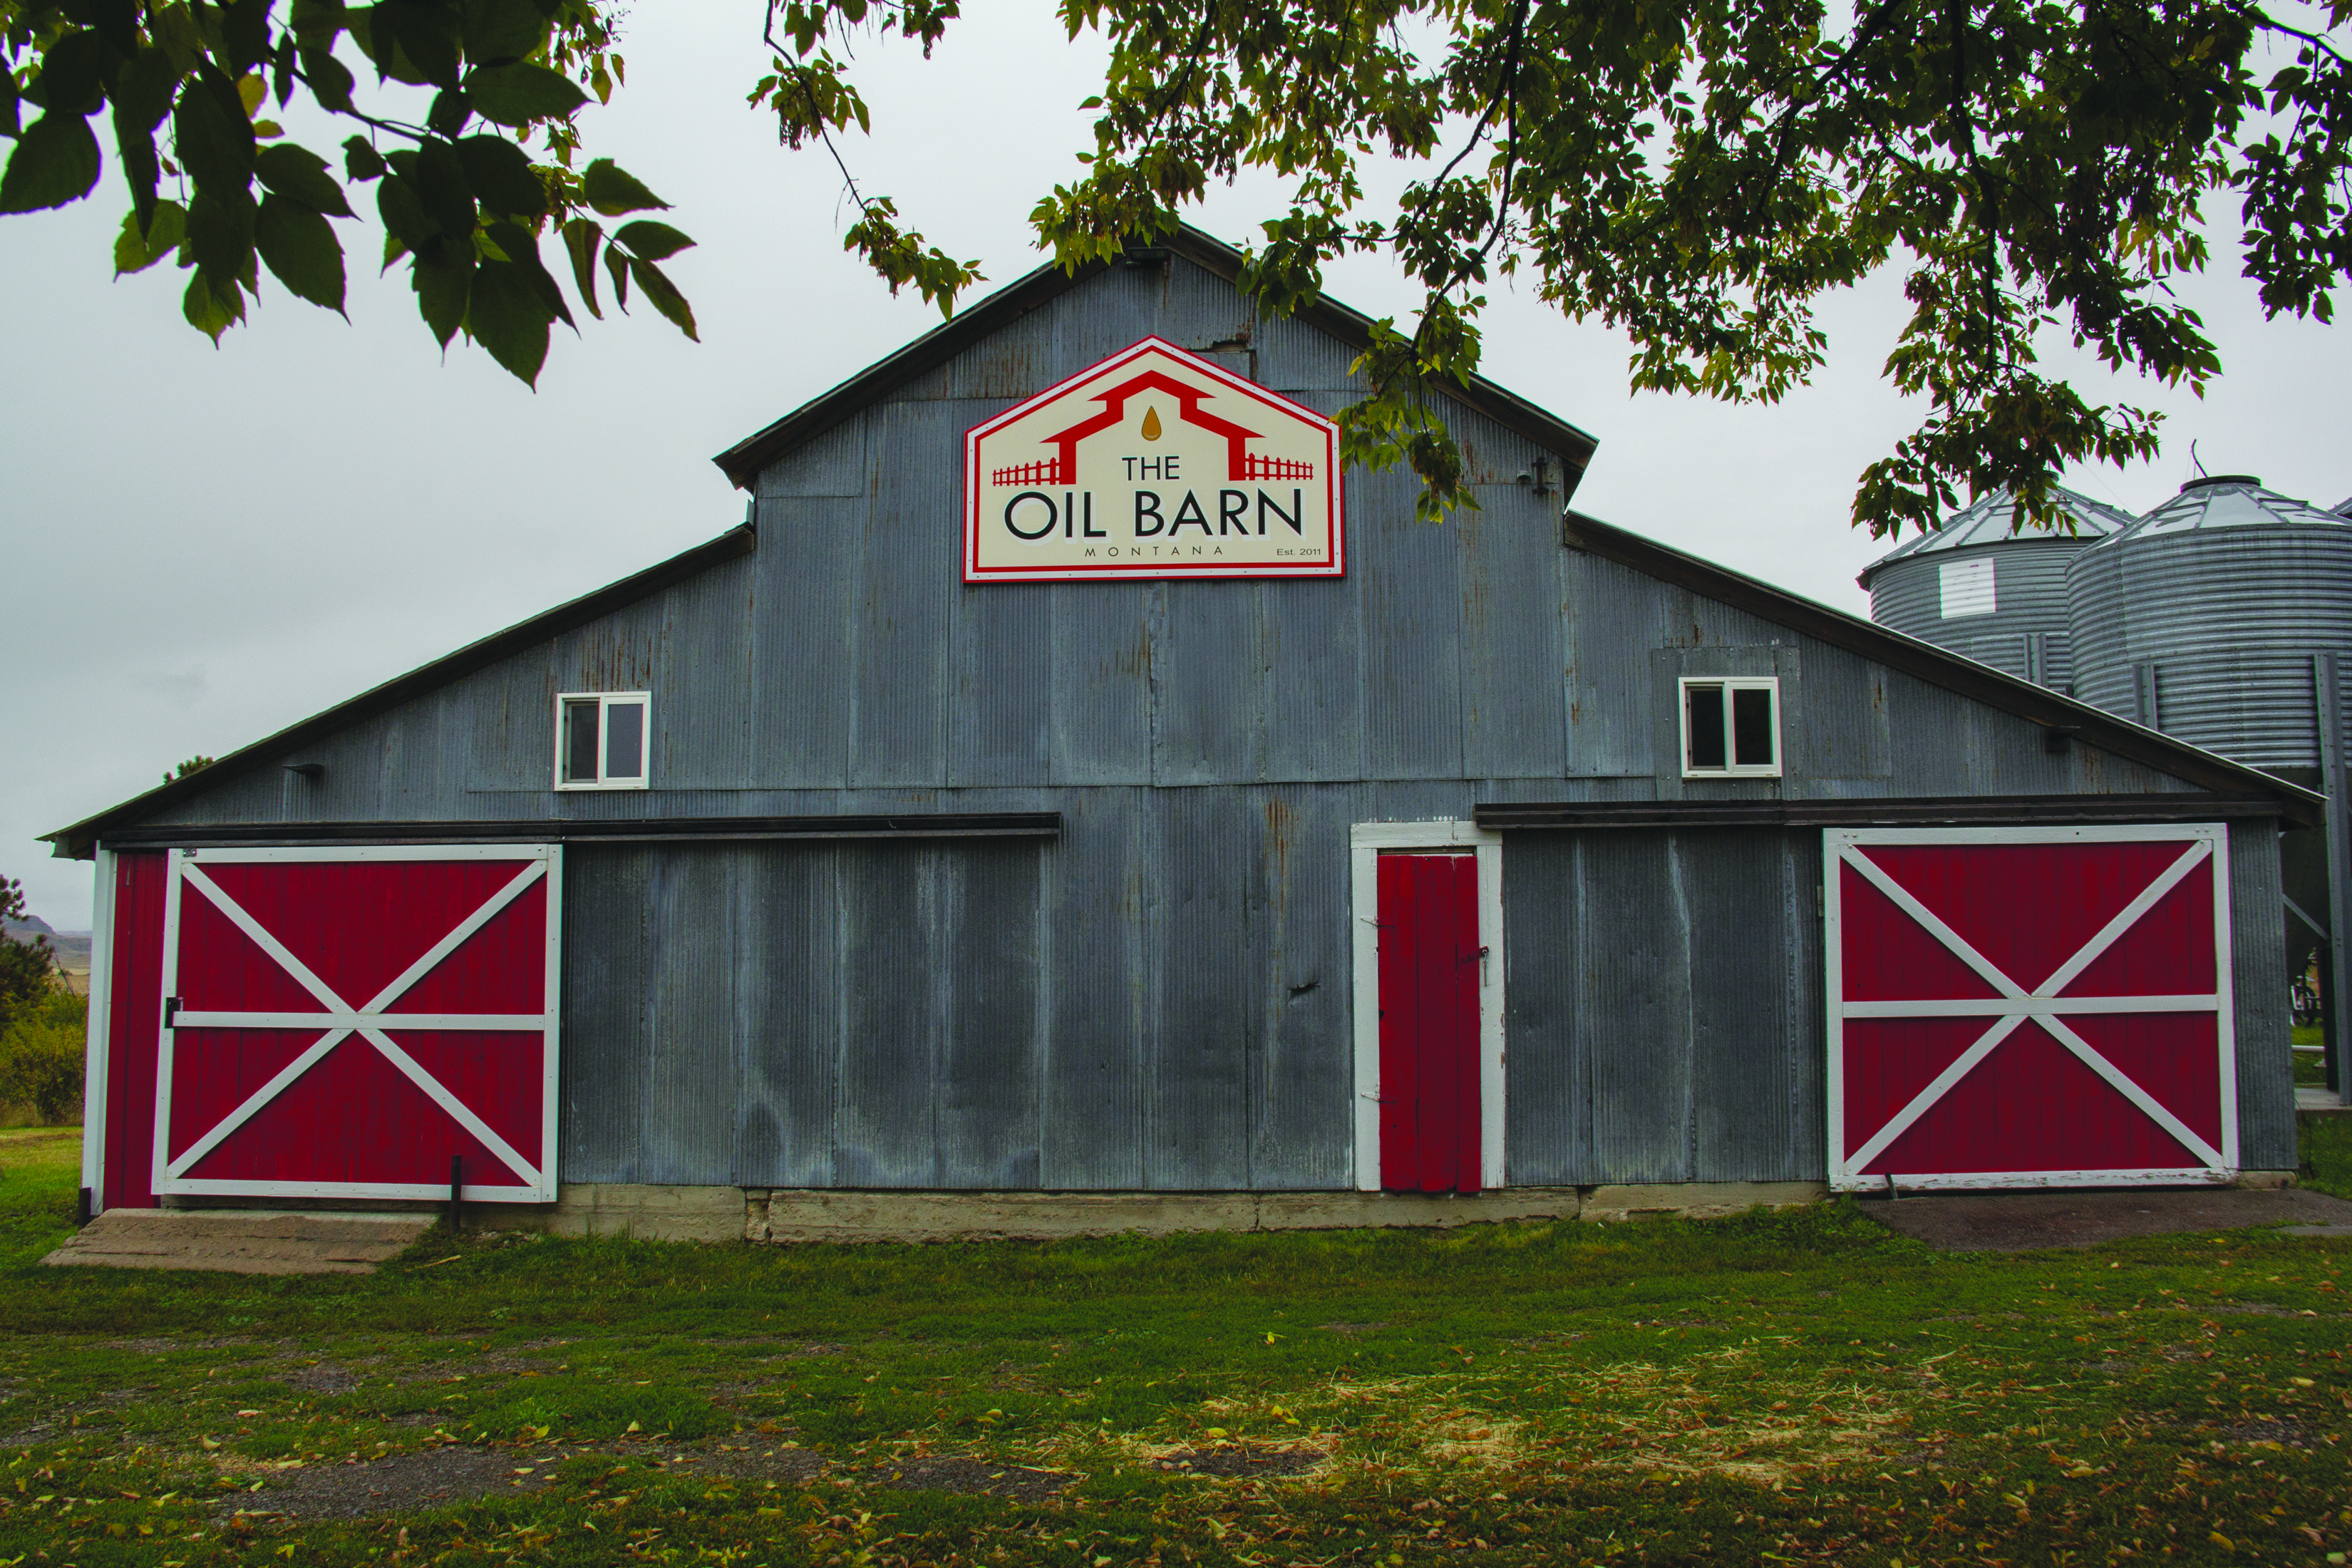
[1686,684,1727,769]
[604,701,645,780]
[562,699,600,783]
[1732,686,1775,767]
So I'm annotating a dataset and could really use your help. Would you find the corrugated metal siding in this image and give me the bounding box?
[138,253,2293,1192]
[2229,817,2296,1170]
[1869,542,2090,690]
[2070,530,2352,768]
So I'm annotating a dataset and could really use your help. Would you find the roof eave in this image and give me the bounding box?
[43,522,759,861]
[1564,508,2325,826]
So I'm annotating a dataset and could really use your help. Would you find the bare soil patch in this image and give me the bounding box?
[232,1444,568,1521]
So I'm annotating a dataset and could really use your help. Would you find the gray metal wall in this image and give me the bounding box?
[2070,529,2352,768]
[1868,542,2090,691]
[140,254,2294,1187]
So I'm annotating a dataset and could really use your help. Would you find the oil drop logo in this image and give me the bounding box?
[962,337,1345,582]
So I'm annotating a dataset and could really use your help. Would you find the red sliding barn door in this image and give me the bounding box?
[1378,852,1483,1192]
[155,845,562,1203]
[1827,825,2237,1191]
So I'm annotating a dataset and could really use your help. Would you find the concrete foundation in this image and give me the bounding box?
[463,1181,1832,1243]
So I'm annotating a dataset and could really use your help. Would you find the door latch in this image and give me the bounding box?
[163,996,181,1028]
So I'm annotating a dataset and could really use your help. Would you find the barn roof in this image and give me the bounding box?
[709,225,1603,494]
[44,247,2325,858]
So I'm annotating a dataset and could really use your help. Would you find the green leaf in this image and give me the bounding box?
[0,63,19,138]
[171,70,257,190]
[0,113,103,214]
[604,238,629,311]
[344,135,387,180]
[256,143,354,217]
[256,194,346,309]
[411,250,473,347]
[463,0,552,66]
[464,257,551,383]
[413,135,478,240]
[29,33,108,117]
[626,254,696,341]
[485,220,572,328]
[220,0,275,75]
[369,4,464,88]
[184,187,258,289]
[427,88,473,136]
[114,199,187,273]
[376,172,439,249]
[111,46,182,134]
[301,46,357,113]
[560,216,602,317]
[580,158,666,216]
[455,134,545,217]
[614,220,691,262]
[182,269,244,341]
[463,62,587,128]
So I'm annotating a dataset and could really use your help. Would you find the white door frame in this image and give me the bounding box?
[154,842,564,1203]
[81,847,117,1212]
[1824,822,2237,1192]
[1349,819,1507,1192]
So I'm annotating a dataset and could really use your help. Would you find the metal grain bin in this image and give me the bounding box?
[1860,487,2132,691]
[2065,475,2352,769]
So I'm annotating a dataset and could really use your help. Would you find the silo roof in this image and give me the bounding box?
[2117,475,2348,540]
[1858,485,2134,587]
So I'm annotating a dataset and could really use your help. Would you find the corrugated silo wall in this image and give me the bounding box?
[1868,543,2085,688]
[137,255,2296,1185]
[2070,530,2352,769]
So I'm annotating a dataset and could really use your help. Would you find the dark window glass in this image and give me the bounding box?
[1732,686,1775,768]
[563,699,601,783]
[605,701,645,780]
[1686,684,1727,769]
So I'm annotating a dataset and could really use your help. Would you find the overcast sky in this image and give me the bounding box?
[2,3,2344,928]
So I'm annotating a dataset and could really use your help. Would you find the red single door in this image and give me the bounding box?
[1378,852,1482,1192]
[99,850,170,1210]
[1827,825,2236,1191]
[152,845,562,1204]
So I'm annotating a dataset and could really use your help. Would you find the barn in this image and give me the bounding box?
[47,227,2313,1242]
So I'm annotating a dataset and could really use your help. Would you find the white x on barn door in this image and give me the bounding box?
[155,845,562,1203]
[1826,825,2237,1192]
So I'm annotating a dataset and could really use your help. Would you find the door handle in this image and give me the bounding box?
[163,996,180,1028]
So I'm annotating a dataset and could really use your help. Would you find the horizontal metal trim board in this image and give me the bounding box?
[98,813,1064,850]
[1475,795,2286,830]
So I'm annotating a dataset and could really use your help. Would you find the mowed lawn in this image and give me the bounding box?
[3,1124,2351,1568]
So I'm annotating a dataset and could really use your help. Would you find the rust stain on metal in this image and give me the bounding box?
[1263,793,1298,918]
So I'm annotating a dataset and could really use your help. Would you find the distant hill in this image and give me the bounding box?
[3,922,90,995]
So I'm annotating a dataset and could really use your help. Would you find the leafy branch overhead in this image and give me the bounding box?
[0,0,697,384]
[764,0,2351,537]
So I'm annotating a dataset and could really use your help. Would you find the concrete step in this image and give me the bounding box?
[41,1209,435,1276]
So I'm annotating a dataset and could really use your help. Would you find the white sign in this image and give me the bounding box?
[963,337,1345,582]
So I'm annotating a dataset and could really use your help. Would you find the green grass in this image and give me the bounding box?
[4,1139,2351,1567]
[2294,1025,2331,1088]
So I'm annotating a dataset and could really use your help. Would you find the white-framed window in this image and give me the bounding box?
[1939,557,1997,618]
[1679,676,1781,778]
[555,691,651,790]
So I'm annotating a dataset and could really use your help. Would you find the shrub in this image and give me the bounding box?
[0,986,86,1125]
